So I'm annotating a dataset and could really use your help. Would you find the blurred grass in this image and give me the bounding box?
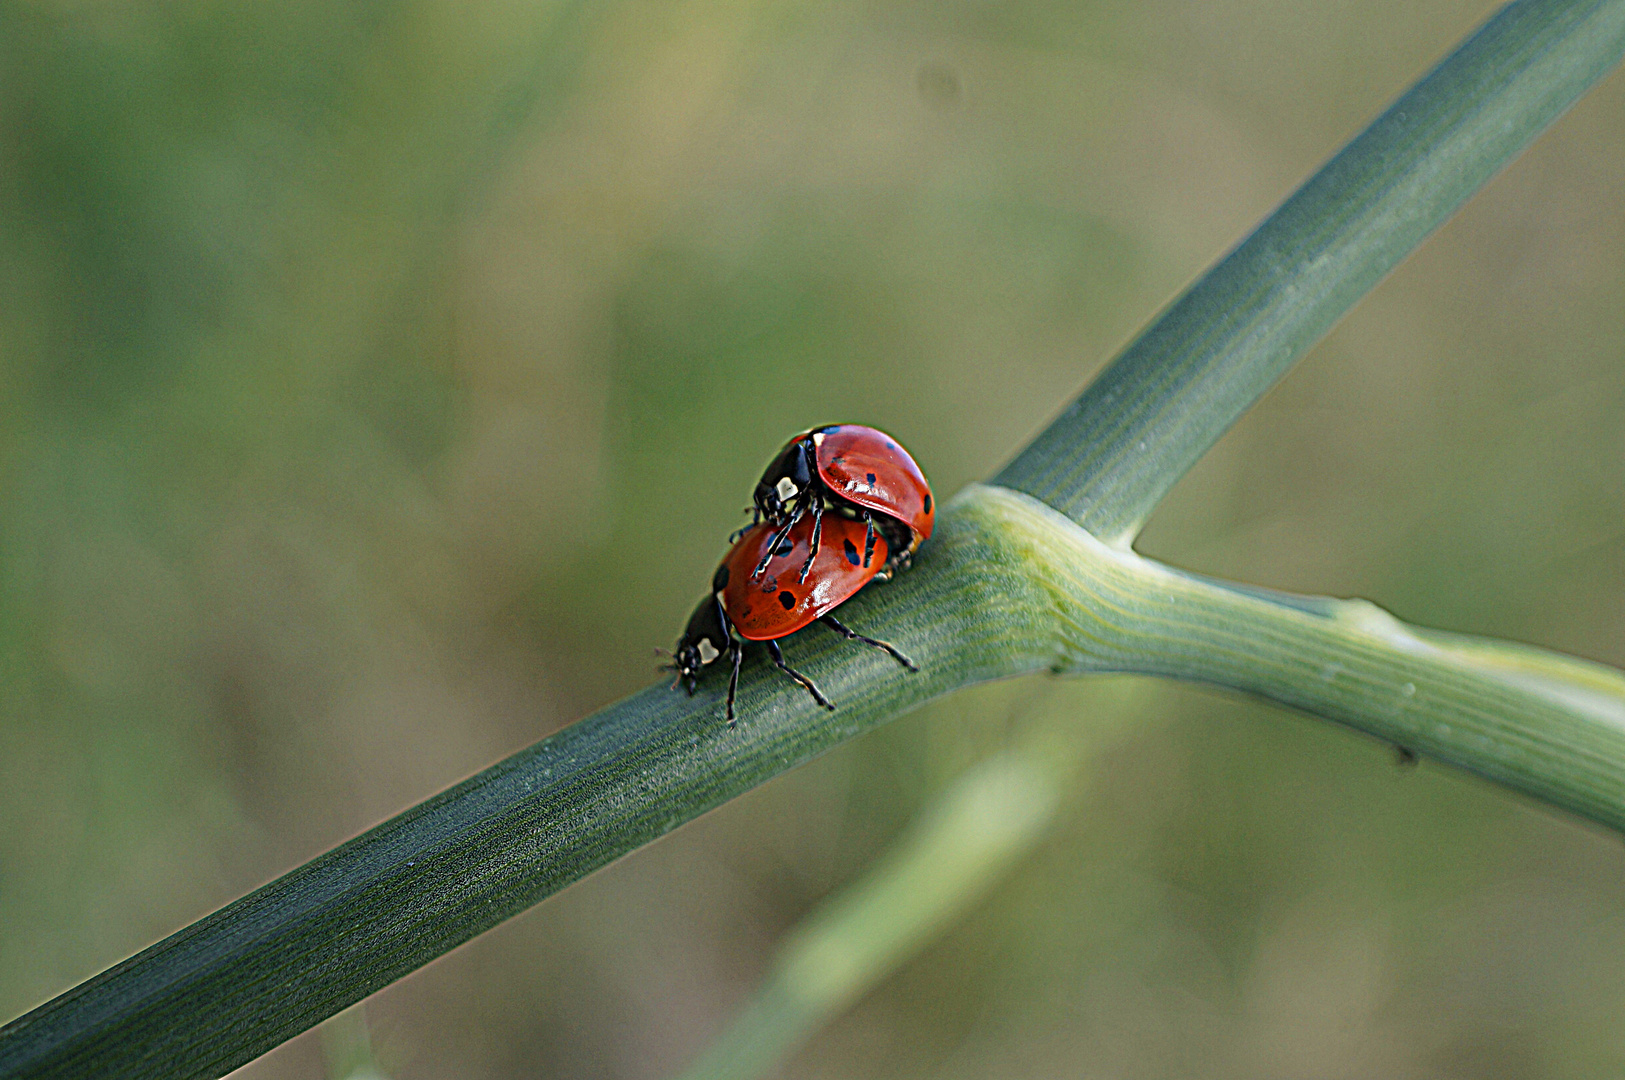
[2,0,1623,1077]
[673,680,1149,1080]
[321,1006,390,1080]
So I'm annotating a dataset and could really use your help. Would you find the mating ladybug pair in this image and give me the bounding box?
[668,425,935,724]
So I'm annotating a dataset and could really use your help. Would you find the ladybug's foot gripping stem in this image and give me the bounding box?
[819,613,918,671]
[766,639,835,711]
[796,499,824,584]
[725,640,744,727]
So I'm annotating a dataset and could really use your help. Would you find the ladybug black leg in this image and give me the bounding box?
[752,506,803,579]
[819,613,918,671]
[861,511,877,569]
[797,499,824,584]
[766,639,835,711]
[729,507,762,544]
[725,639,744,726]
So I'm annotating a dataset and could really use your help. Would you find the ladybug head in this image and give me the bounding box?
[670,594,731,693]
[753,436,817,524]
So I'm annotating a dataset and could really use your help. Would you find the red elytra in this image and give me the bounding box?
[806,425,934,548]
[721,515,888,640]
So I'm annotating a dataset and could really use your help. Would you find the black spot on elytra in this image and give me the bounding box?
[922,493,931,514]
[778,591,796,610]
[774,535,794,555]
[866,472,876,484]
[712,564,730,591]
[843,538,859,565]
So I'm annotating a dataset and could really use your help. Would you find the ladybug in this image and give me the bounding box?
[669,512,915,725]
[746,425,934,584]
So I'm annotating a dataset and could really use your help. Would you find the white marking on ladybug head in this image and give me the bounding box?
[812,431,826,446]
[775,476,799,501]
[697,638,721,664]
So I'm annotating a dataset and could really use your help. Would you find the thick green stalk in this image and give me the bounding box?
[978,486,1625,823]
[995,0,1625,547]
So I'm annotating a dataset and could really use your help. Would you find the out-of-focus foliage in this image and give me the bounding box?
[1,0,1622,1077]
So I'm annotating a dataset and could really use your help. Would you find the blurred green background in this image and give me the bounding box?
[3,0,1623,1076]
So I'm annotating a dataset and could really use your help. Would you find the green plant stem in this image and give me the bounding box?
[5,1,1625,1076]
[995,0,1625,547]
[979,485,1625,822]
